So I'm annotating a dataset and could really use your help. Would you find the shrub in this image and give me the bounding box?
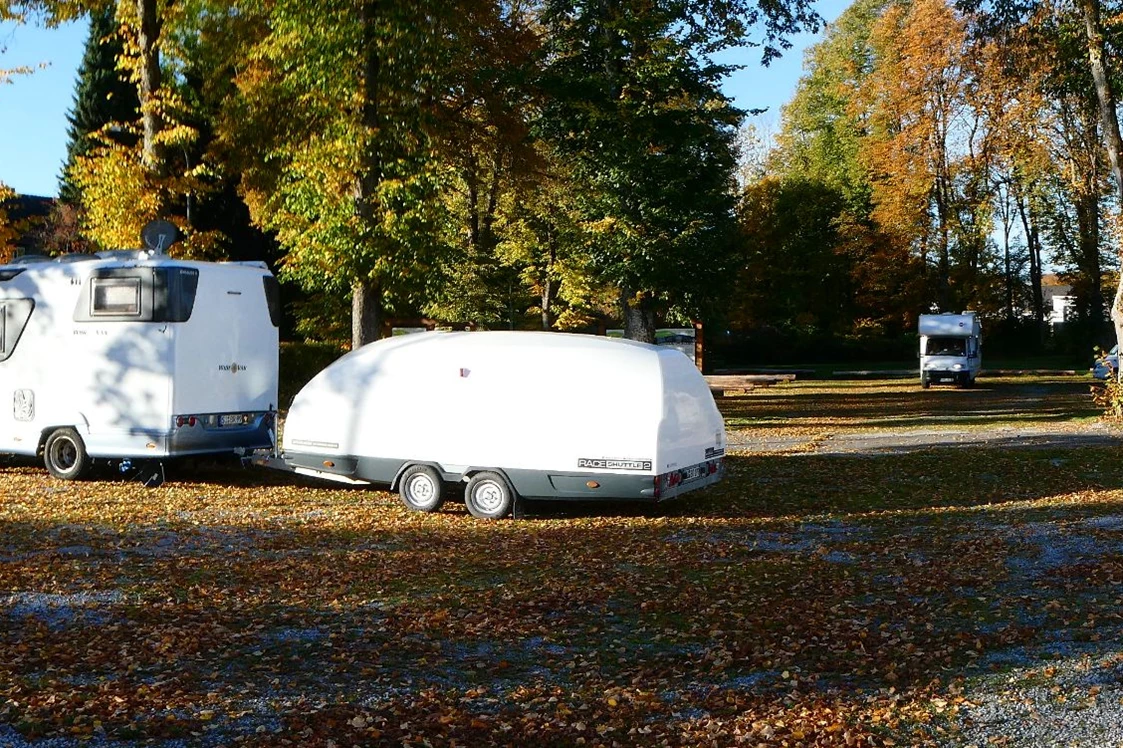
[279,341,348,411]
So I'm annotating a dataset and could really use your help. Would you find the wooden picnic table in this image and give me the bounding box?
[704,373,796,396]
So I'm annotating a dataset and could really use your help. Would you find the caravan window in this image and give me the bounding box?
[76,267,198,323]
[263,276,281,327]
[91,278,142,316]
[0,299,34,362]
[154,268,199,322]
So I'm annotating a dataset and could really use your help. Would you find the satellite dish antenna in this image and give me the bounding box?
[141,220,180,254]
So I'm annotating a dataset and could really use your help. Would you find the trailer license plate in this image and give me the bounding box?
[220,414,243,426]
[682,465,703,482]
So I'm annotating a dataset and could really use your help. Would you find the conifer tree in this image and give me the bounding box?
[59,6,139,204]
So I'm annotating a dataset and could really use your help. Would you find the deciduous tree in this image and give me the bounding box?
[537,0,760,342]
[0,184,17,260]
[227,0,453,348]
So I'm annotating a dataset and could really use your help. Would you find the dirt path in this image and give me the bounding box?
[731,422,1123,455]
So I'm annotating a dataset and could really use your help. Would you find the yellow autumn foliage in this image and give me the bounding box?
[0,182,17,262]
[68,132,225,258]
[71,141,164,250]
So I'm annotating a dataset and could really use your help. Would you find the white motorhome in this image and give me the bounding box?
[261,331,726,519]
[0,251,279,478]
[918,312,982,388]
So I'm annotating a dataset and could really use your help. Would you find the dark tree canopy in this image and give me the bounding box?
[59,5,139,204]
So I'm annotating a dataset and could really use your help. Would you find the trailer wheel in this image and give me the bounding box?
[398,464,445,513]
[464,471,514,520]
[43,428,91,480]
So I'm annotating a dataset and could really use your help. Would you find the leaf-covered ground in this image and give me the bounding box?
[3,375,1123,747]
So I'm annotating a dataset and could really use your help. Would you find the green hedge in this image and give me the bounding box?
[279,341,348,411]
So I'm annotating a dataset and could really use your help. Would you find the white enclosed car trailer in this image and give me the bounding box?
[261,331,726,519]
[0,252,279,478]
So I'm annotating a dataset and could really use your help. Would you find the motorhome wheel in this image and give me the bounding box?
[398,464,445,513]
[464,471,514,519]
[921,374,930,389]
[44,428,91,480]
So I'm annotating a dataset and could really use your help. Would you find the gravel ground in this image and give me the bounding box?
[941,640,1123,747]
[729,419,1123,747]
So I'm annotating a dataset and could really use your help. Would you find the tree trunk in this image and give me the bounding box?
[136,0,163,172]
[1003,215,1013,322]
[466,162,480,252]
[933,172,952,312]
[352,0,384,348]
[352,279,382,350]
[541,237,556,330]
[1015,190,1044,326]
[1077,0,1123,353]
[621,290,656,343]
[1073,190,1104,346]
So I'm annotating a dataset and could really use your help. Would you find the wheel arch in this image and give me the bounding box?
[37,423,87,455]
[390,460,450,492]
[458,466,517,488]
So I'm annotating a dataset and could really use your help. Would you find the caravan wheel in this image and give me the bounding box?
[398,464,446,513]
[464,471,514,520]
[44,428,91,480]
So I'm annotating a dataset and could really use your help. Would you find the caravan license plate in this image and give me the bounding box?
[681,465,704,482]
[220,414,244,426]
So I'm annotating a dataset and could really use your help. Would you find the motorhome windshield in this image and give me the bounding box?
[925,337,967,356]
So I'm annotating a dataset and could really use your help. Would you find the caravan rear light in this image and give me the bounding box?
[708,460,720,475]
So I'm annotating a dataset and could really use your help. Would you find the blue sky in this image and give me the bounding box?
[0,1,848,198]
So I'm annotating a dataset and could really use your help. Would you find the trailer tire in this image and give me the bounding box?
[464,471,514,520]
[398,464,445,513]
[43,428,91,480]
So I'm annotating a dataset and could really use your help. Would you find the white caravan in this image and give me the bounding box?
[918,312,982,388]
[262,331,726,519]
[0,252,279,478]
